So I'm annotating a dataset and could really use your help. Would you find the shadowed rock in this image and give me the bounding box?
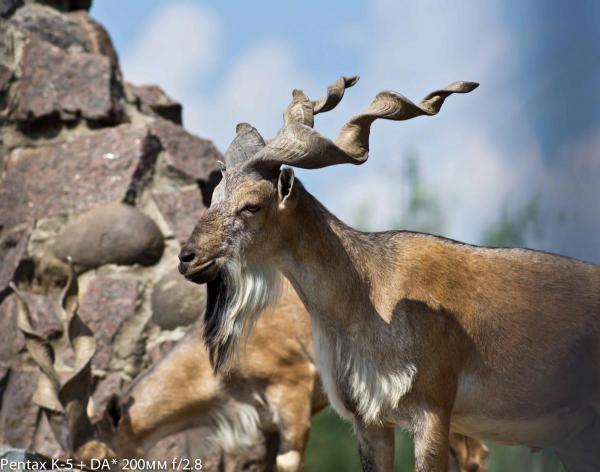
[53,202,164,272]
[151,268,206,330]
[128,83,182,125]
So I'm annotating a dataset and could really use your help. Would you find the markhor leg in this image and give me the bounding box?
[413,409,451,472]
[355,422,395,472]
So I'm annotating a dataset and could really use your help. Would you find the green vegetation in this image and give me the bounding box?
[482,195,542,247]
[304,408,565,471]
[304,408,415,471]
[393,152,445,235]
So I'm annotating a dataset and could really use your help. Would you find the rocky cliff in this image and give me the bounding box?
[0,1,264,470]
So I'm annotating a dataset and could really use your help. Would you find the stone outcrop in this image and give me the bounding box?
[14,34,123,124]
[0,2,269,471]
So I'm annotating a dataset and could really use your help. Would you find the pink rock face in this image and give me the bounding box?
[0,1,234,465]
[151,119,221,185]
[14,35,123,124]
[0,223,32,294]
[78,276,140,370]
[0,124,160,228]
[0,290,62,363]
[153,186,207,244]
[0,368,39,448]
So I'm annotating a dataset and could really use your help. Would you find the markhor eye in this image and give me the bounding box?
[241,204,261,214]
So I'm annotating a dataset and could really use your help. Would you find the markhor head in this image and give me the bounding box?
[177,75,478,371]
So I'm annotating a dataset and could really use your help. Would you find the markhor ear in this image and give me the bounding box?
[278,167,295,208]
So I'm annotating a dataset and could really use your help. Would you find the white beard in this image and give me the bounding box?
[204,260,281,371]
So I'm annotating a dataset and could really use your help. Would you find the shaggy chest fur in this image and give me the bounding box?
[311,317,417,425]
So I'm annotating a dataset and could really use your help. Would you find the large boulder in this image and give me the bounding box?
[53,202,164,272]
[151,269,206,330]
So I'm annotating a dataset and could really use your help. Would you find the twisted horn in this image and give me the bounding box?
[283,75,359,127]
[313,75,360,115]
[246,80,478,173]
[223,123,266,169]
[224,76,359,171]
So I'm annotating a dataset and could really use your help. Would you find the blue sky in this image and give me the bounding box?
[91,0,600,262]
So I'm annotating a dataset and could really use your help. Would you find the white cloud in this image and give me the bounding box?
[121,2,314,151]
[122,2,221,102]
[185,41,314,150]
[321,0,545,245]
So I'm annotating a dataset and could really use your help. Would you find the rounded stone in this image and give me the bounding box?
[151,268,206,330]
[53,202,164,271]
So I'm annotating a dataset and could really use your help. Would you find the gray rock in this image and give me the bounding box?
[78,276,140,370]
[69,11,118,63]
[151,269,206,330]
[0,124,160,228]
[13,34,123,124]
[153,186,206,244]
[11,4,87,50]
[53,202,164,272]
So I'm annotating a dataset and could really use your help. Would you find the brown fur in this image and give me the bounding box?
[180,172,600,471]
[78,282,488,471]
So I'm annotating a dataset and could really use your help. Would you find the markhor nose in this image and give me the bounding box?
[178,249,196,263]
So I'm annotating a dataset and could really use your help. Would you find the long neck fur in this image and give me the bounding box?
[275,183,420,424]
[276,182,399,327]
